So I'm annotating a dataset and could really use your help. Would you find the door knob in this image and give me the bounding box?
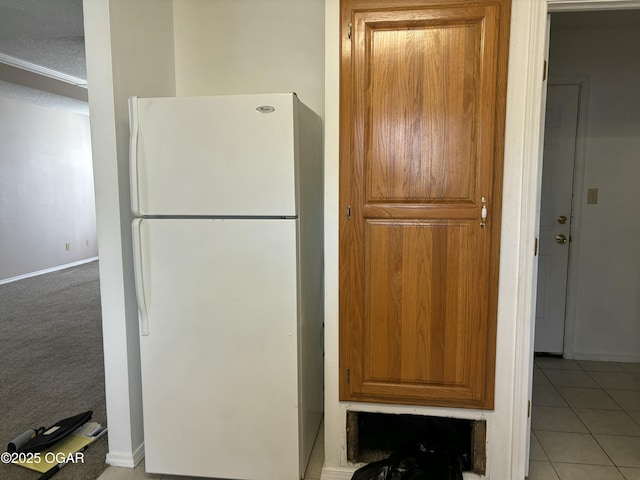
[555,234,568,244]
[557,215,567,225]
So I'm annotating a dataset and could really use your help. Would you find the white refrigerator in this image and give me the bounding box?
[128,93,324,479]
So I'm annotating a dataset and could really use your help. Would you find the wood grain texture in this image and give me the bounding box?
[367,23,478,203]
[365,221,477,385]
[339,0,510,409]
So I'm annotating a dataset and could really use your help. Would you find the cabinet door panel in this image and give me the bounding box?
[339,0,510,409]
[366,22,479,203]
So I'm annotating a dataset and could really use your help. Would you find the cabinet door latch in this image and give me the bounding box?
[480,197,487,228]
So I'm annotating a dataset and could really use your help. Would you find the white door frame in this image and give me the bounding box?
[510,0,640,478]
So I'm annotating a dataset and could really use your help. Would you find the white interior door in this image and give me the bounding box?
[534,84,580,354]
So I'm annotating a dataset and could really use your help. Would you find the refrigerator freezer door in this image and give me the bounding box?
[130,94,298,217]
[133,218,300,479]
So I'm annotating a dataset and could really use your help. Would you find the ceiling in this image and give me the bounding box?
[0,0,87,113]
[0,0,85,79]
[0,0,83,39]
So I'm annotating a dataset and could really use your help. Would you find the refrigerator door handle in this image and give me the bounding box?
[132,218,150,336]
[129,96,141,216]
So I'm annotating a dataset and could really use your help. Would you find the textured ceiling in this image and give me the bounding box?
[0,0,86,112]
[0,0,84,39]
[0,0,85,79]
[0,79,88,114]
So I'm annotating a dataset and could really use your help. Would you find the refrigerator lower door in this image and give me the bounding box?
[133,218,300,479]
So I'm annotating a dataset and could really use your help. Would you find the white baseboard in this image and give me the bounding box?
[569,352,640,363]
[321,466,357,480]
[105,452,135,468]
[132,442,145,466]
[105,442,145,468]
[0,257,99,285]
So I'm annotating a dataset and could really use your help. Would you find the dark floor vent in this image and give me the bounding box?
[346,411,486,475]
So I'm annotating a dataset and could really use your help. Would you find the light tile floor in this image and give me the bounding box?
[529,357,640,480]
[96,423,324,480]
[95,358,640,480]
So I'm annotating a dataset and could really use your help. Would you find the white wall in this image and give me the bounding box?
[87,0,640,478]
[88,0,525,477]
[84,0,325,468]
[0,95,97,282]
[172,0,325,117]
[322,1,528,478]
[325,4,640,478]
[549,23,640,361]
[83,0,176,468]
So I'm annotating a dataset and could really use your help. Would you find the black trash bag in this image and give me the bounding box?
[351,442,464,480]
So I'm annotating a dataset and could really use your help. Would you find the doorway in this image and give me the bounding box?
[533,10,640,361]
[526,7,640,477]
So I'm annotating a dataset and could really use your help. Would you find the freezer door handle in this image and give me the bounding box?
[132,219,150,335]
[129,96,141,216]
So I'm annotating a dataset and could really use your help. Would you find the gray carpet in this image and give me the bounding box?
[0,261,107,480]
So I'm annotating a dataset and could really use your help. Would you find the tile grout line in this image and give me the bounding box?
[533,358,640,478]
[575,366,628,477]
[562,361,625,474]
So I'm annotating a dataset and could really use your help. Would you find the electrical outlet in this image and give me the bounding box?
[587,188,598,205]
[65,243,70,251]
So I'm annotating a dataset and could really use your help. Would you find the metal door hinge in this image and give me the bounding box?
[348,22,352,39]
[528,400,531,418]
[534,237,539,256]
[543,60,548,81]
[346,205,351,220]
[346,369,351,383]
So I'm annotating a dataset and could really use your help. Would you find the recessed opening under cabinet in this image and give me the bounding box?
[346,411,486,475]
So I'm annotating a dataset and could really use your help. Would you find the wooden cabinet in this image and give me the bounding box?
[339,0,510,409]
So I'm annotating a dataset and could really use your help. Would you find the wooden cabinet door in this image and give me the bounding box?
[339,0,510,409]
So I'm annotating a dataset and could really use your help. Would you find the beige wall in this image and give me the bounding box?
[87,0,528,476]
[84,0,176,467]
[83,0,640,478]
[322,0,522,477]
[85,0,325,468]
[0,96,97,282]
[173,0,325,117]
